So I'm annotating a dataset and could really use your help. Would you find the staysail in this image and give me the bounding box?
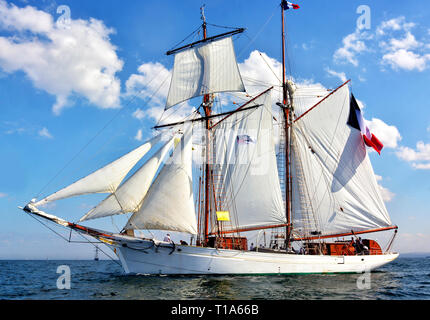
[212,91,286,231]
[79,136,176,221]
[33,135,162,207]
[290,84,392,237]
[165,36,245,109]
[124,126,197,234]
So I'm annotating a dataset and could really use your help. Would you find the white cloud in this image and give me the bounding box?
[126,62,171,106]
[375,175,395,202]
[396,142,430,162]
[0,192,7,198]
[382,49,430,72]
[0,0,53,33]
[333,29,370,66]
[325,67,347,82]
[334,16,430,72]
[301,41,315,51]
[377,17,430,72]
[38,127,53,139]
[5,127,25,135]
[412,163,430,170]
[387,32,421,51]
[376,17,415,36]
[132,108,145,120]
[0,0,123,114]
[365,118,402,149]
[134,129,142,141]
[396,141,430,169]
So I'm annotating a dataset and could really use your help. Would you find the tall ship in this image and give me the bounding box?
[21,1,398,274]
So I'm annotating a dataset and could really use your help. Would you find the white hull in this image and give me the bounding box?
[112,239,398,275]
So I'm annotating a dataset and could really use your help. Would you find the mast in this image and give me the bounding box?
[280,1,292,248]
[201,5,212,246]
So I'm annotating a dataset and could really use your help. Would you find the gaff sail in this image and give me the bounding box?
[290,84,392,237]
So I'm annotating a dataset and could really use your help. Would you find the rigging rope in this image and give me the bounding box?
[237,7,277,59]
[257,50,282,84]
[167,24,202,53]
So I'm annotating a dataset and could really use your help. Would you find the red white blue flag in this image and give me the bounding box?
[236,135,255,144]
[347,94,384,154]
[281,0,300,10]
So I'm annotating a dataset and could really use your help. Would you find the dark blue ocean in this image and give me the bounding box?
[1,256,430,300]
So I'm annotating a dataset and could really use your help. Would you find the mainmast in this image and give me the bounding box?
[280,1,292,248]
[201,5,212,246]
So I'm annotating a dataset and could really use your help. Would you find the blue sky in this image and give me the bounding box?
[1,0,430,259]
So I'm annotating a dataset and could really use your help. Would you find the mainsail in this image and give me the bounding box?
[212,91,286,232]
[290,84,392,237]
[165,36,245,109]
[124,126,197,234]
[33,134,162,207]
[79,136,176,221]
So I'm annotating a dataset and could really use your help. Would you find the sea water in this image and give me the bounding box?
[1,256,430,300]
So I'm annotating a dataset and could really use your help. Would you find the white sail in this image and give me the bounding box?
[213,92,286,231]
[79,137,175,222]
[291,85,392,236]
[165,36,245,109]
[34,135,162,207]
[124,126,197,234]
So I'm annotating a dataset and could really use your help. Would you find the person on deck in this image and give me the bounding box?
[358,237,364,253]
[354,238,363,254]
[164,234,172,243]
[358,237,369,254]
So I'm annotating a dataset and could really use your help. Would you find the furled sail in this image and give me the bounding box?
[34,135,162,207]
[291,84,392,237]
[165,36,245,109]
[79,137,176,222]
[124,126,197,234]
[212,91,286,231]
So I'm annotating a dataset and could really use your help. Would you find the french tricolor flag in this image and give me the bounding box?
[347,94,384,154]
[281,0,300,10]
